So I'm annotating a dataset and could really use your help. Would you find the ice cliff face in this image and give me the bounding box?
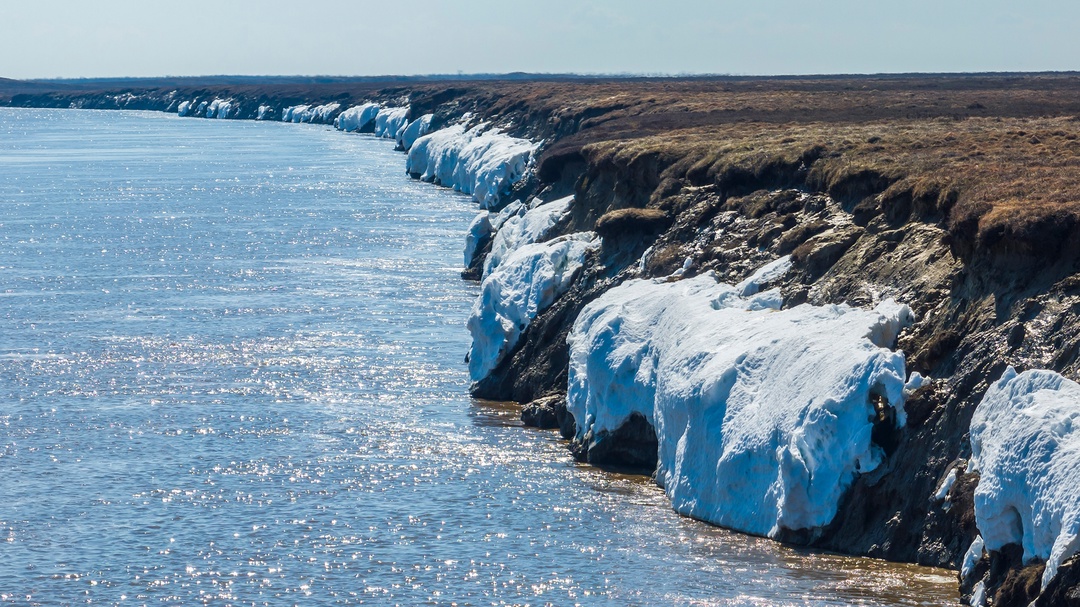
[175,98,237,119]
[335,103,380,132]
[484,195,574,277]
[282,102,340,124]
[397,114,433,151]
[205,99,232,119]
[565,270,913,538]
[969,367,1080,591]
[467,232,599,381]
[406,122,538,209]
[406,123,472,184]
[280,105,309,122]
[374,107,409,139]
[464,201,526,269]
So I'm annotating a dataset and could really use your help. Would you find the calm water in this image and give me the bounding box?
[0,108,959,606]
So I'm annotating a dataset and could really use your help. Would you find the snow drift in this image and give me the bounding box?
[282,103,340,124]
[374,107,409,139]
[970,367,1080,589]
[281,104,309,123]
[335,103,380,132]
[566,270,913,537]
[309,102,340,123]
[406,122,472,184]
[467,232,599,381]
[397,114,433,151]
[464,200,527,268]
[205,99,232,119]
[483,195,575,276]
[406,122,538,209]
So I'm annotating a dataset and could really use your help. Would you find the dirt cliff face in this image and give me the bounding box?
[476,155,982,559]
[10,73,1080,605]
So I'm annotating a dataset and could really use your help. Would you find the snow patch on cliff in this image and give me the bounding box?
[335,103,380,132]
[282,103,340,124]
[970,367,1080,589]
[484,195,575,277]
[736,255,792,296]
[374,107,409,139]
[310,102,341,123]
[177,100,192,117]
[934,467,959,503]
[407,122,538,209]
[464,212,496,269]
[397,114,433,151]
[463,201,528,268]
[467,232,599,381]
[969,581,986,607]
[566,270,912,537]
[206,99,232,119]
[281,105,310,123]
[963,535,986,580]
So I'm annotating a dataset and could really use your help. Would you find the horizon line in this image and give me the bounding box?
[14,69,1080,84]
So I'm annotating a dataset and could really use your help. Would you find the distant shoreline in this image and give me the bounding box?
[4,70,1080,105]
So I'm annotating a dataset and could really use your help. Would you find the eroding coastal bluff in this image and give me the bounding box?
[10,74,1080,605]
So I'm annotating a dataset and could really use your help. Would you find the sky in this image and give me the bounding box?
[1,0,1077,79]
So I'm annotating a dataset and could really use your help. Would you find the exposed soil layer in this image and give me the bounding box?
[9,73,1080,606]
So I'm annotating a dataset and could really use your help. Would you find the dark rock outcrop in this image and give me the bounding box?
[520,393,574,438]
[1038,557,1080,606]
[569,412,658,474]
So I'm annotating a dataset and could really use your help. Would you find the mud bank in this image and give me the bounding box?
[10,74,1080,606]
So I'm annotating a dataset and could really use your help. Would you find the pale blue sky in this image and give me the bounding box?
[1,0,1076,79]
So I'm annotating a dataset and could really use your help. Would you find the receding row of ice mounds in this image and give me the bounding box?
[963,367,1080,596]
[333,103,432,150]
[281,102,341,124]
[565,266,918,539]
[177,98,529,208]
[177,98,233,119]
[406,121,538,209]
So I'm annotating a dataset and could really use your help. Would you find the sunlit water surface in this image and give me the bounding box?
[0,108,959,606]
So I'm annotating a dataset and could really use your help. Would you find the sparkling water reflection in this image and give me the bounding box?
[0,108,958,605]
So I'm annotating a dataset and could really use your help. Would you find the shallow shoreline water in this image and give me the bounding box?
[0,108,958,605]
